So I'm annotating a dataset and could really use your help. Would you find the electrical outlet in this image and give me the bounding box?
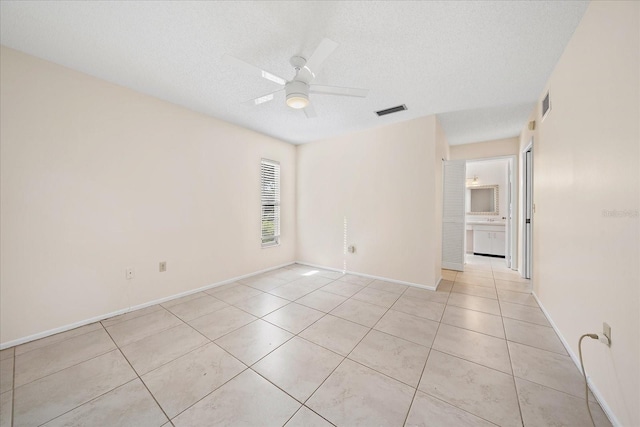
[126,268,135,280]
[159,261,167,272]
[603,322,611,346]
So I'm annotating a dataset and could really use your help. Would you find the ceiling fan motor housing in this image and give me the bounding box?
[286,80,310,109]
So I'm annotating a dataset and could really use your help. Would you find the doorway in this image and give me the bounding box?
[465,156,517,270]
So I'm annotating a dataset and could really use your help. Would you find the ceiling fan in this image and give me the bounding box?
[222,38,368,118]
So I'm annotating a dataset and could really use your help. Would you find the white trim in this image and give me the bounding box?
[442,261,464,271]
[295,261,437,291]
[532,292,620,427]
[0,261,295,350]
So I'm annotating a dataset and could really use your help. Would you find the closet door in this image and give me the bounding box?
[442,160,466,271]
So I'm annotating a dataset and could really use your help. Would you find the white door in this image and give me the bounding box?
[442,160,466,271]
[505,161,512,268]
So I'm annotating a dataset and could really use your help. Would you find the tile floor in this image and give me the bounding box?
[0,256,612,426]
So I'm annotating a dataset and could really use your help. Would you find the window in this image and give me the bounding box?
[261,159,280,247]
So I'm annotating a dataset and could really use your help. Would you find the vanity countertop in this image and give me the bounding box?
[467,221,505,226]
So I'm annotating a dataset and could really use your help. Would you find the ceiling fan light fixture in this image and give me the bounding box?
[286,94,309,109]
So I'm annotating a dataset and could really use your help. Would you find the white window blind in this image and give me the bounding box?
[261,159,280,247]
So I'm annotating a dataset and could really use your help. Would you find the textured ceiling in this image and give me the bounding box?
[0,1,588,145]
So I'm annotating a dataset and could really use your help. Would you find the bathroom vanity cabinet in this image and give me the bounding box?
[472,225,505,257]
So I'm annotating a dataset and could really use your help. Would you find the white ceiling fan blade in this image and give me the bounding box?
[310,85,369,98]
[304,103,317,118]
[242,89,284,106]
[222,54,287,86]
[304,38,339,76]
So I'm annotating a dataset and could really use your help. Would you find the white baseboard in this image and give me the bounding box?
[532,292,620,427]
[295,261,437,291]
[0,261,295,350]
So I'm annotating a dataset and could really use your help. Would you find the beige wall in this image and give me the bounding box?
[522,2,639,425]
[296,116,443,287]
[449,137,519,160]
[0,47,297,345]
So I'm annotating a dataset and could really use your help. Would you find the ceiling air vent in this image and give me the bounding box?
[376,104,407,116]
[541,91,551,121]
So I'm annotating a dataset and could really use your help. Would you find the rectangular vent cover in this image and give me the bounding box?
[376,104,407,116]
[541,91,551,120]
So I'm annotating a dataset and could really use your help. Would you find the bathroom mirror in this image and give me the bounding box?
[467,185,499,215]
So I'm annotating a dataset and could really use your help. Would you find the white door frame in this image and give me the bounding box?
[522,139,534,279]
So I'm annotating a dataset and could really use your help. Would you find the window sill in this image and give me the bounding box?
[261,242,280,249]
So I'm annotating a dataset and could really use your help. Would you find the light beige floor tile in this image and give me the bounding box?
[172,369,300,427]
[454,274,496,288]
[455,270,494,280]
[262,303,324,334]
[234,293,290,317]
[15,328,116,387]
[208,284,263,305]
[441,305,505,339]
[296,290,347,312]
[463,263,493,272]
[330,299,387,327]
[101,305,163,328]
[367,280,408,294]
[337,274,373,286]
[503,318,566,354]
[268,281,318,300]
[315,270,345,280]
[0,358,13,394]
[242,276,288,291]
[391,295,445,322]
[509,341,591,400]
[352,287,400,308]
[500,301,550,326]
[42,379,167,427]
[253,337,343,402]
[203,281,242,295]
[0,391,11,427]
[446,293,501,315]
[307,358,414,426]
[106,309,182,347]
[320,280,363,298]
[299,315,369,356]
[289,275,334,289]
[120,323,208,375]
[441,270,457,281]
[374,309,439,347]
[495,279,532,293]
[349,329,429,387]
[285,406,333,427]
[437,280,454,292]
[452,283,498,299]
[493,271,530,283]
[419,350,521,426]
[268,268,305,282]
[188,306,256,341]
[164,294,228,322]
[515,377,611,427]
[13,349,136,427]
[16,323,103,355]
[0,348,14,361]
[406,391,495,427]
[142,342,246,418]
[215,320,292,365]
[161,292,208,309]
[432,324,511,374]
[403,286,449,304]
[497,289,539,307]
